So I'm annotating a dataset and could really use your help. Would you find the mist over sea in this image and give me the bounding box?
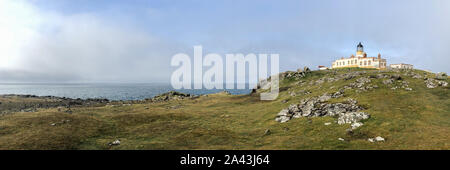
[0,83,252,101]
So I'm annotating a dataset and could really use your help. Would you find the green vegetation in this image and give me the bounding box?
[0,68,448,150]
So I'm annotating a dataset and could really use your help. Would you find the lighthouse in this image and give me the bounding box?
[355,42,366,58]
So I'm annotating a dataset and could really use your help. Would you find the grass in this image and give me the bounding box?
[0,68,448,150]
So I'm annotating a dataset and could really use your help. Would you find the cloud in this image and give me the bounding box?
[0,0,181,83]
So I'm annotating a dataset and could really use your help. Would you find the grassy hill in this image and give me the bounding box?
[0,68,448,150]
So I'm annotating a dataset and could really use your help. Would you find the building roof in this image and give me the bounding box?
[357,42,363,48]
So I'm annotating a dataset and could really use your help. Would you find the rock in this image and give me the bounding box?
[50,123,56,126]
[150,91,192,102]
[264,129,271,135]
[303,66,310,72]
[283,67,311,79]
[318,93,331,102]
[337,112,370,125]
[375,136,385,142]
[351,122,363,129]
[298,90,311,95]
[356,77,371,84]
[348,77,373,91]
[376,74,388,79]
[338,138,345,141]
[405,87,412,91]
[109,139,121,146]
[301,100,315,117]
[436,72,447,80]
[436,80,448,87]
[346,128,353,135]
[324,122,331,126]
[383,79,394,85]
[275,109,291,123]
[331,90,344,98]
[368,136,385,143]
[425,79,437,88]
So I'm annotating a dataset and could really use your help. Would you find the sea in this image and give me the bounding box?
[0,83,252,101]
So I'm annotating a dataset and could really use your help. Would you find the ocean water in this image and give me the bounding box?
[0,83,252,101]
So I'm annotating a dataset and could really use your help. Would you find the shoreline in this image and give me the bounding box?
[0,90,240,114]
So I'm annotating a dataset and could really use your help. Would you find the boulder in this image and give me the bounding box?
[383,79,394,85]
[375,136,385,142]
[303,66,311,72]
[109,139,121,146]
[351,122,363,129]
[275,109,291,123]
[337,112,370,125]
[425,79,437,88]
[436,72,447,80]
[150,91,191,102]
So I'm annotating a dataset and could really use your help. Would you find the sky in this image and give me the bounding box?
[0,0,449,83]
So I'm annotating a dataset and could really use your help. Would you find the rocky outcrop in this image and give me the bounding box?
[368,136,385,142]
[282,67,311,79]
[344,76,377,92]
[275,92,370,129]
[108,139,121,146]
[436,72,447,80]
[149,91,193,102]
[425,78,448,89]
[383,79,394,85]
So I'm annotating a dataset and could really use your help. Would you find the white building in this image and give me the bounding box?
[318,65,328,70]
[331,42,387,70]
[390,63,413,69]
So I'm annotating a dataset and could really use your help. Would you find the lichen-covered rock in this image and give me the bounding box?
[368,136,385,142]
[275,93,369,129]
[383,79,394,85]
[424,78,447,88]
[337,112,370,125]
[436,72,447,80]
[275,109,291,123]
[351,122,363,129]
